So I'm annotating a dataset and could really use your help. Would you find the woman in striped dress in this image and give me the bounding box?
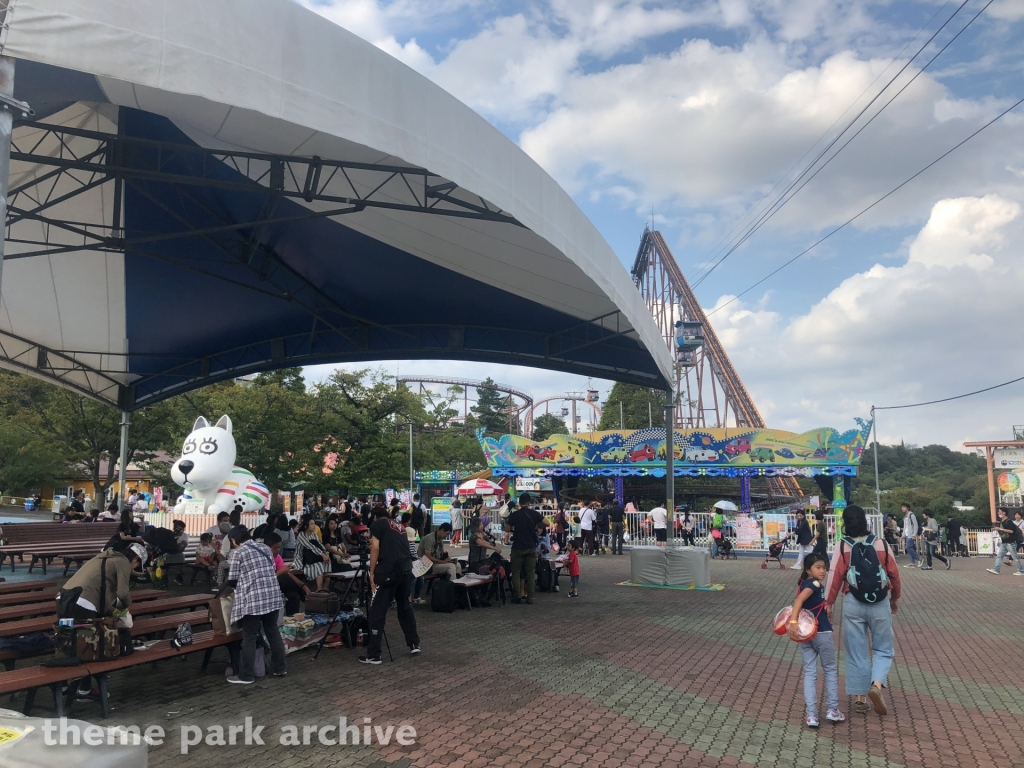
[294,514,330,591]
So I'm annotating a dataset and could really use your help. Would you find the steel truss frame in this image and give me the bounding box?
[3,117,662,409]
[631,228,802,498]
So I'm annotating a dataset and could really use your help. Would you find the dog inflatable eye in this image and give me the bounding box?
[199,438,218,455]
[182,439,197,455]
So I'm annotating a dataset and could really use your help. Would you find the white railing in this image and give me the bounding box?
[143,512,268,535]
[618,510,884,553]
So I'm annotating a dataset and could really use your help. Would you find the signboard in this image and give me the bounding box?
[976,531,998,556]
[431,497,452,527]
[294,490,304,514]
[281,492,291,517]
[477,420,871,476]
[993,448,1024,468]
[384,489,395,506]
[181,499,206,515]
[514,477,553,492]
[735,514,761,548]
[153,487,163,510]
[762,514,789,548]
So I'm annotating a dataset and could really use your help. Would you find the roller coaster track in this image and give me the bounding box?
[631,228,801,498]
[396,376,533,433]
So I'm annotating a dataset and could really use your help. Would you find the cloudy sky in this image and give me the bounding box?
[299,0,1024,449]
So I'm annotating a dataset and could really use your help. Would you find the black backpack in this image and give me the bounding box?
[536,559,553,592]
[431,575,457,613]
[841,535,890,604]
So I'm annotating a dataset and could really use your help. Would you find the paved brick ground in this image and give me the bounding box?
[22,550,1024,767]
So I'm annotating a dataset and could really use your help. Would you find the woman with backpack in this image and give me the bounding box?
[825,505,902,717]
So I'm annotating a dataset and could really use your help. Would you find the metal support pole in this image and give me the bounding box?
[985,446,997,523]
[408,422,414,495]
[0,56,15,294]
[665,394,674,544]
[571,399,577,435]
[117,410,130,512]
[619,401,623,430]
[648,401,652,429]
[871,406,882,516]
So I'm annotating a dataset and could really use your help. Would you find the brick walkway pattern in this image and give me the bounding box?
[56,552,1024,767]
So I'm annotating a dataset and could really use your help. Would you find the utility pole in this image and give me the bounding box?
[118,410,130,512]
[871,406,881,516]
[665,393,675,544]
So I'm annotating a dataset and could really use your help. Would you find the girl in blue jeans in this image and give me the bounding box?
[788,553,844,728]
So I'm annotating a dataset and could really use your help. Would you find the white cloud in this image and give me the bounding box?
[711,194,1024,446]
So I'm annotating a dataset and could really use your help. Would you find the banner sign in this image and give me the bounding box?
[294,490,304,514]
[478,420,870,477]
[735,514,761,548]
[994,448,1024,468]
[514,477,553,492]
[762,514,789,548]
[181,499,206,516]
[976,531,998,556]
[431,496,452,527]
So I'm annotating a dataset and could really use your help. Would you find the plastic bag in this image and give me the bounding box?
[772,607,818,642]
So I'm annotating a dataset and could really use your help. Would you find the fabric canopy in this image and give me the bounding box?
[0,0,673,410]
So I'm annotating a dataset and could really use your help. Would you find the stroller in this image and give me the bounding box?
[716,534,736,560]
[762,534,790,569]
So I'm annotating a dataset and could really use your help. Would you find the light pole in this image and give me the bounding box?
[619,401,624,430]
[871,406,881,515]
[408,421,414,495]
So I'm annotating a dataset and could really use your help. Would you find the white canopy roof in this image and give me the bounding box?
[0,0,673,408]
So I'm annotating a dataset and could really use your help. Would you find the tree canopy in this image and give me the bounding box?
[532,413,569,441]
[851,442,991,527]
[598,383,665,431]
[0,368,485,502]
[471,378,521,435]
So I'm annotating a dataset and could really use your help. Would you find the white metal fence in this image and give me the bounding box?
[616,511,885,553]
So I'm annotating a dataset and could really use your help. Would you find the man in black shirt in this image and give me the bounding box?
[363,508,420,664]
[607,503,626,555]
[987,507,1024,576]
[504,494,544,604]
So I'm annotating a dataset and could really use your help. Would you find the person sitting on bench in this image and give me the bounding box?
[418,523,461,580]
[265,532,309,615]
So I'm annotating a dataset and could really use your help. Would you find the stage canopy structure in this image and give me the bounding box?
[0,0,673,416]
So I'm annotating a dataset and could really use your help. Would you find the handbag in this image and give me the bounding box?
[171,622,193,650]
[211,594,238,635]
[53,556,121,661]
[304,590,340,616]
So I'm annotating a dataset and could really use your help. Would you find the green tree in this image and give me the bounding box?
[0,371,177,501]
[598,383,665,430]
[532,413,569,441]
[471,378,520,434]
[0,418,64,494]
[253,367,306,394]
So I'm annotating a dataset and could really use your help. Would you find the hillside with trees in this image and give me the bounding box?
[850,442,991,527]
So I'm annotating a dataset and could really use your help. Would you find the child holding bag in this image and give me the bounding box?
[788,552,844,728]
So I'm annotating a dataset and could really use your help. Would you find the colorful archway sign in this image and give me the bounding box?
[477,419,871,478]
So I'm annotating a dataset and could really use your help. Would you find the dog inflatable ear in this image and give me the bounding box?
[192,416,210,431]
[215,415,233,433]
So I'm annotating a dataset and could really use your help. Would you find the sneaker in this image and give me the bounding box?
[920,566,933,570]
[173,576,185,586]
[525,598,534,605]
[412,597,425,604]
[410,644,421,655]
[226,676,254,685]
[571,593,579,598]
[358,655,382,665]
[903,563,917,568]
[272,671,287,677]
[986,568,1000,575]
[826,709,845,723]
[1012,571,1024,576]
[789,565,801,570]
[945,560,951,570]
[806,714,819,728]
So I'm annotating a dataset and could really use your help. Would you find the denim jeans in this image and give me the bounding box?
[993,541,1024,574]
[904,537,918,564]
[799,631,839,716]
[841,593,895,695]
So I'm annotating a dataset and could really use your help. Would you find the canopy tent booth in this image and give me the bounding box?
[0,0,674,509]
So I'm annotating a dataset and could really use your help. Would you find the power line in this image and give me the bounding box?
[875,374,1024,410]
[690,0,976,290]
[706,92,1024,318]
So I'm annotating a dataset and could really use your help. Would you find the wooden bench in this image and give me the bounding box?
[0,589,171,622]
[0,609,213,670]
[0,629,239,718]
[0,579,61,597]
[0,589,60,607]
[0,522,118,571]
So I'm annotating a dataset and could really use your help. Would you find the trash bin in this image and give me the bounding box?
[24,499,36,511]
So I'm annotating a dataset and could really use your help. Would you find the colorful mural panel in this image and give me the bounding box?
[477,419,871,478]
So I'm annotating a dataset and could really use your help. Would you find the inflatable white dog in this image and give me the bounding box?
[171,415,270,516]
